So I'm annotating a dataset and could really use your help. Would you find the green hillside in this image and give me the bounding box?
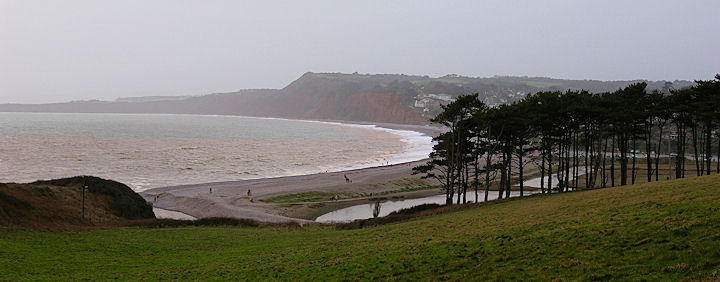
[2,175,720,280]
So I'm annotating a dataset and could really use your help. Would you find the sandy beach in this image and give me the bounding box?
[141,123,444,223]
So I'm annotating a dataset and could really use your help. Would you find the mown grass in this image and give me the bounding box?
[2,175,720,280]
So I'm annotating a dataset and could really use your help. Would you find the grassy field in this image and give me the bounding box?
[2,175,720,280]
[264,191,339,203]
[558,160,718,189]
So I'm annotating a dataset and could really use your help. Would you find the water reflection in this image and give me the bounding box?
[372,200,382,218]
[316,190,536,223]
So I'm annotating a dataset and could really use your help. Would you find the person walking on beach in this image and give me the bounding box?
[344,173,349,183]
[209,187,212,194]
[247,189,251,197]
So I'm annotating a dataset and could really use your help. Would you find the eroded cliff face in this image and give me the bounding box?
[342,92,426,124]
[261,73,426,124]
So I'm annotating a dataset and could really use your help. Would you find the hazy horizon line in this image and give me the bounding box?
[3,71,708,105]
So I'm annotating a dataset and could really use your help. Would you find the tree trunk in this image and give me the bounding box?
[505,151,512,199]
[565,132,571,191]
[655,122,664,182]
[540,148,546,194]
[456,161,463,205]
[681,125,687,178]
[620,134,628,186]
[591,138,603,188]
[602,136,608,188]
[589,130,595,188]
[675,124,682,179]
[548,145,553,192]
[631,137,637,185]
[611,136,616,187]
[484,151,492,202]
[518,147,524,197]
[463,163,469,203]
[474,142,480,203]
[498,152,506,200]
[558,139,565,192]
[692,124,700,176]
[699,127,705,176]
[585,125,590,189]
[646,123,653,182]
[445,168,453,205]
[574,128,579,190]
[706,125,712,175]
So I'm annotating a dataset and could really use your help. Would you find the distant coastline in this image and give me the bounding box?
[0,72,694,126]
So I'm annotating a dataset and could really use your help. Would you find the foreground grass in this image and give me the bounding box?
[2,176,720,280]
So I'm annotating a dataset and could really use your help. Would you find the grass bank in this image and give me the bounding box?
[2,175,720,280]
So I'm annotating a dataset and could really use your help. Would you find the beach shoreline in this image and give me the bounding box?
[141,121,444,223]
[0,112,440,192]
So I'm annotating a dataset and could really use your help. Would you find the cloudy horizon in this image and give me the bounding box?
[1,0,718,104]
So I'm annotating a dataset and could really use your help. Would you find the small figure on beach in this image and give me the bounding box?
[209,187,212,194]
[154,195,159,202]
[344,173,349,183]
[247,189,251,197]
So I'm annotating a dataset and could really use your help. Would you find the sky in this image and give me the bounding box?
[1,1,718,104]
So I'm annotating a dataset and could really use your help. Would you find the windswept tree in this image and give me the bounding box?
[413,94,484,204]
[415,74,719,207]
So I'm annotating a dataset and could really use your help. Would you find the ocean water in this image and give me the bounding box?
[0,112,432,191]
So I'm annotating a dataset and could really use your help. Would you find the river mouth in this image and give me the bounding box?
[153,208,196,220]
[315,190,537,223]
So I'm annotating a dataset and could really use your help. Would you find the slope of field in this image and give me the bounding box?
[1,175,719,280]
[0,176,154,230]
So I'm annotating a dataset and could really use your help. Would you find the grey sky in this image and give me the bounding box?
[1,1,718,104]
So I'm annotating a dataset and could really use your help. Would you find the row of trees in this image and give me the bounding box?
[413,75,720,205]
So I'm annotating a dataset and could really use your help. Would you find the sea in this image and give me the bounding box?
[0,112,433,191]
